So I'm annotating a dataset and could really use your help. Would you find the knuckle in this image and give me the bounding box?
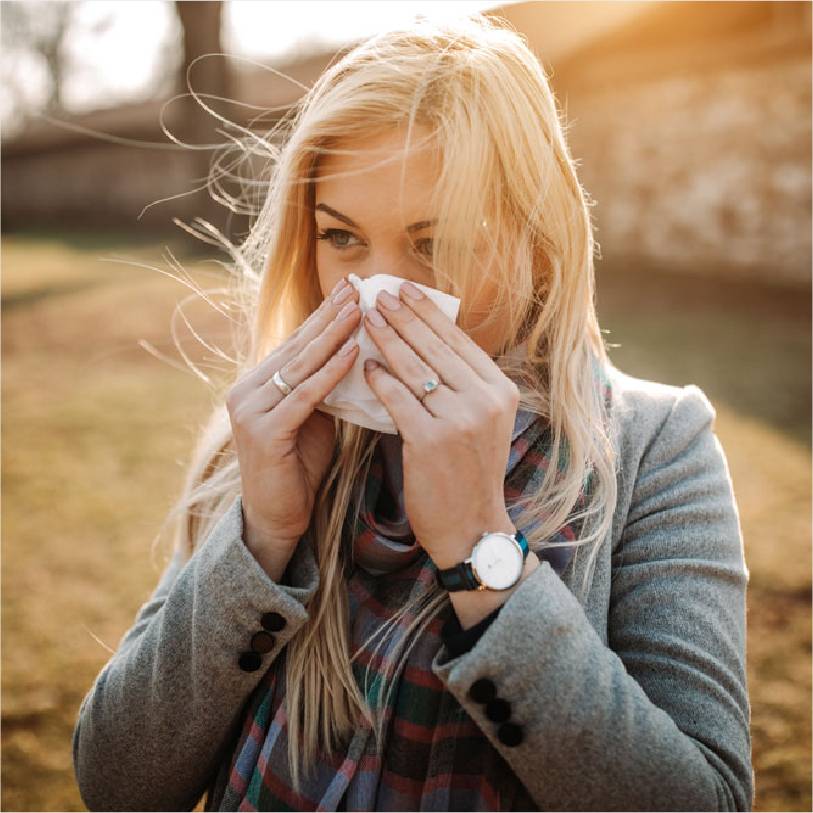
[258,345,286,376]
[291,369,314,396]
[371,322,392,340]
[283,335,303,361]
[329,297,357,324]
[287,320,311,349]
[279,353,301,381]
[229,403,250,429]
[435,420,461,443]
[396,306,416,324]
[457,418,479,437]
[404,359,429,383]
[483,396,503,421]
[225,386,242,414]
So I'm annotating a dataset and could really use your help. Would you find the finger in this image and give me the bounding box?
[247,297,361,414]
[260,336,360,433]
[396,280,502,385]
[241,277,359,393]
[362,307,453,409]
[363,359,435,442]
[368,290,471,392]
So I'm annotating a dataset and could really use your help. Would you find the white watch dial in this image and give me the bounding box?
[471,533,523,590]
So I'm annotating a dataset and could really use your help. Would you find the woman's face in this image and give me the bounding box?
[313,126,501,355]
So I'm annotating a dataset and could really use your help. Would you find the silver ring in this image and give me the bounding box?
[272,369,294,396]
[418,377,440,403]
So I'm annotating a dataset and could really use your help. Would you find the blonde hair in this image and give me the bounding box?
[157,11,619,795]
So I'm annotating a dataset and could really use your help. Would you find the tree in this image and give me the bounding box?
[174,0,232,229]
[0,0,80,134]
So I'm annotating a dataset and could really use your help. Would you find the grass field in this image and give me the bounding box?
[2,232,810,811]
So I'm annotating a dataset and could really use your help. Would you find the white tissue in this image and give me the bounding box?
[316,272,461,434]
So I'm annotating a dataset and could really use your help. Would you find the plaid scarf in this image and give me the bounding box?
[211,357,612,811]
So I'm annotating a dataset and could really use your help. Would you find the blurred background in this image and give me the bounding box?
[1,1,810,810]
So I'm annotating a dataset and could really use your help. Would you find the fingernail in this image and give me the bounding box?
[377,290,401,310]
[338,337,357,356]
[400,281,424,300]
[338,300,357,319]
[364,358,379,371]
[332,277,348,295]
[333,284,354,305]
[366,307,387,327]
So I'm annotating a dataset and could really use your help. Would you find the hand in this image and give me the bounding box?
[362,280,520,570]
[225,277,362,577]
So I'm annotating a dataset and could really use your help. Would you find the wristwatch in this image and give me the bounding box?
[435,528,529,592]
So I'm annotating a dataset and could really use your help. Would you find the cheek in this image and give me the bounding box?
[456,274,501,340]
[468,277,499,316]
[315,246,338,298]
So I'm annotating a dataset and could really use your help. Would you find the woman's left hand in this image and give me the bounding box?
[362,280,519,570]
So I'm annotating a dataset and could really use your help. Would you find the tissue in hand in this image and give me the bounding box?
[316,272,461,434]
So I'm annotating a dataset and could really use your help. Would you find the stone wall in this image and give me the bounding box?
[1,142,195,232]
[553,3,811,286]
[564,58,810,286]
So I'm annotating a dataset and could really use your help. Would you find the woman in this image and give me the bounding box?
[72,13,753,811]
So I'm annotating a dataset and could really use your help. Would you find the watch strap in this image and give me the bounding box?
[514,528,530,558]
[436,560,480,591]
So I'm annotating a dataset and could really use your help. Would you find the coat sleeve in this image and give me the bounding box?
[71,494,320,811]
[430,384,754,811]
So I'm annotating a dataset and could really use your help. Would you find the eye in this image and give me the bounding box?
[412,238,434,259]
[315,228,364,251]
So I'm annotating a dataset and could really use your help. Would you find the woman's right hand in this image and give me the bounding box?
[225,277,362,578]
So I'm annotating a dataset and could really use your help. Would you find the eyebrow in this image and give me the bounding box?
[315,203,436,233]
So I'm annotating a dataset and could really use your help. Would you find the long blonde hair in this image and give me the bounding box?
[157,11,619,794]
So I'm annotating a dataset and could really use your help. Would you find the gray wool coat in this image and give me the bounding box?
[71,363,754,811]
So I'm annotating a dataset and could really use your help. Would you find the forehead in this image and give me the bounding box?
[314,126,440,222]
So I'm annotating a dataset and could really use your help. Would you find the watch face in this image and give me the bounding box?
[471,534,524,590]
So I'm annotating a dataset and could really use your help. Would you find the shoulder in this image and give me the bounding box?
[604,359,718,468]
[602,361,742,560]
[599,360,750,596]
[602,360,733,541]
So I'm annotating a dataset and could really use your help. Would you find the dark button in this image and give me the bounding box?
[467,677,496,704]
[261,611,286,632]
[238,651,263,672]
[485,697,512,723]
[497,721,524,747]
[250,631,275,653]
